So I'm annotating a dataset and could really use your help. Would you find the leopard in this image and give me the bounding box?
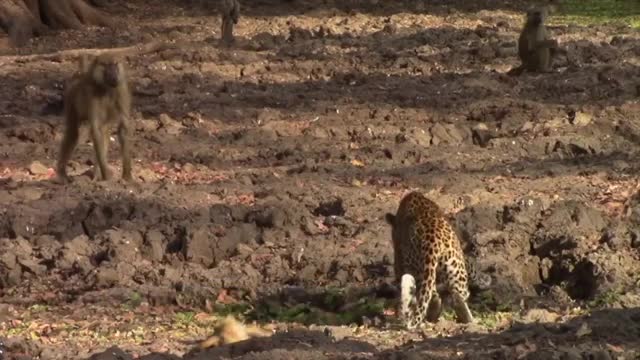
[385,191,488,329]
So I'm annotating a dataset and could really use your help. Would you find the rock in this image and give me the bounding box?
[475,45,496,61]
[11,187,44,201]
[246,206,286,228]
[496,44,517,57]
[222,224,259,251]
[612,160,630,172]
[83,203,132,238]
[28,161,49,175]
[137,168,158,182]
[183,227,214,266]
[302,217,321,236]
[138,354,181,360]
[2,337,41,360]
[584,350,612,360]
[334,269,349,284]
[569,111,592,126]
[455,204,503,241]
[235,243,254,257]
[600,224,629,250]
[314,198,345,217]
[575,322,592,338]
[87,346,133,360]
[0,252,21,287]
[209,204,234,225]
[321,325,353,341]
[144,229,166,261]
[631,229,640,248]
[0,250,18,272]
[57,235,94,274]
[158,113,185,135]
[404,127,432,147]
[430,123,469,145]
[17,258,46,275]
[560,349,583,360]
[104,230,143,263]
[299,265,317,280]
[472,123,494,147]
[551,139,600,158]
[93,267,120,288]
[137,119,159,132]
[521,308,560,323]
[182,163,195,173]
[473,230,505,247]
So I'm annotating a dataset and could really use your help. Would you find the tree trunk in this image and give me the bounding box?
[0,0,115,47]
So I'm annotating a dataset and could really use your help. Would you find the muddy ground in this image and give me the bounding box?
[1,0,640,358]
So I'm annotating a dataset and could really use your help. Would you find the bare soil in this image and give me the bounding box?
[1,0,640,359]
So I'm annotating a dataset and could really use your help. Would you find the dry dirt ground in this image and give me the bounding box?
[1,0,640,359]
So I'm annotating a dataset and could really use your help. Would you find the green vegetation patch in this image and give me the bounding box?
[587,288,624,308]
[552,0,640,28]
[249,288,390,326]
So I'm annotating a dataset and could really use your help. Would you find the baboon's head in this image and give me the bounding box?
[90,54,125,88]
[526,8,546,26]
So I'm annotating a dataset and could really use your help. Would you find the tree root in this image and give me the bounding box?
[1,40,178,63]
[0,0,115,47]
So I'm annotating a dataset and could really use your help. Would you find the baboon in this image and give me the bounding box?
[56,53,133,183]
[220,0,240,45]
[510,6,558,75]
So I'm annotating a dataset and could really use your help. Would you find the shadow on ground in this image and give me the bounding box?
[57,307,640,359]
[378,307,640,359]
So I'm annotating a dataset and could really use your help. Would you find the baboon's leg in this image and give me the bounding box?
[117,121,133,181]
[89,117,111,181]
[221,18,234,44]
[57,121,80,181]
[94,124,111,180]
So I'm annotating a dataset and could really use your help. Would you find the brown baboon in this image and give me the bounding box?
[56,53,133,183]
[509,6,558,75]
[220,0,240,45]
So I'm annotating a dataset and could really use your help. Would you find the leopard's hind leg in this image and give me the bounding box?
[441,255,473,324]
[404,261,436,329]
[426,292,443,322]
[401,273,442,325]
[400,273,416,321]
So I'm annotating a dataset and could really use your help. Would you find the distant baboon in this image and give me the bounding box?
[56,53,133,183]
[220,0,240,45]
[510,6,558,75]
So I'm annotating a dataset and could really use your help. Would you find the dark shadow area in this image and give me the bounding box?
[377,150,640,181]
[378,307,640,359]
[135,63,639,120]
[182,327,378,360]
[171,0,533,18]
[4,304,640,359]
